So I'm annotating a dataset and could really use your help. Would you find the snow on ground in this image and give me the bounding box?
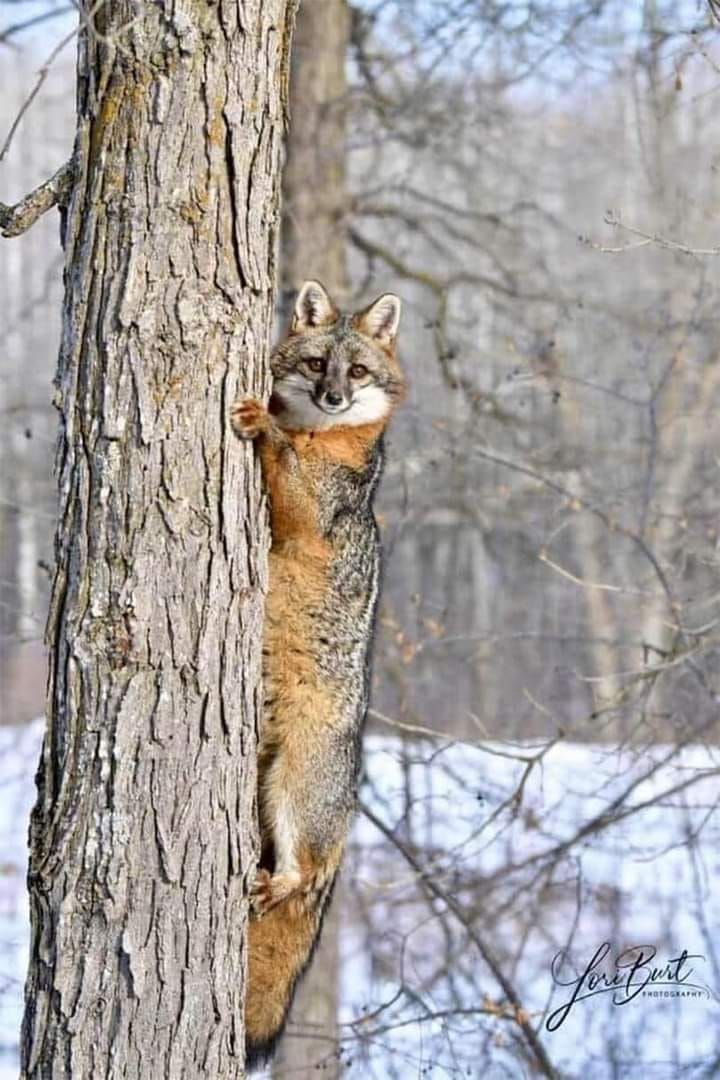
[0,723,718,1077]
[341,735,720,1077]
[0,722,42,1077]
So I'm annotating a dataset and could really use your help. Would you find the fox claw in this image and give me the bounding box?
[230,398,269,440]
[250,869,304,916]
[249,869,274,916]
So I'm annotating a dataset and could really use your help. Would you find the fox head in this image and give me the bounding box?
[270,281,405,430]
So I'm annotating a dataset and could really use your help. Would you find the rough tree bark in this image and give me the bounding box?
[273,2,350,1074]
[19,2,297,1076]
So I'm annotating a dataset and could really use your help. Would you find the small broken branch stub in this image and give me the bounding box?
[0,159,73,239]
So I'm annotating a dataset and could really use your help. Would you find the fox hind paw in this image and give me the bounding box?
[250,869,304,916]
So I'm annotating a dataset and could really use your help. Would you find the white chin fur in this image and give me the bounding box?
[274,381,391,430]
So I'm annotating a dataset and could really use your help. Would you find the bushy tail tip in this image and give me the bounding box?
[245,898,325,1070]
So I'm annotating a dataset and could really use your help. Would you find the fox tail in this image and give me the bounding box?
[245,881,335,1070]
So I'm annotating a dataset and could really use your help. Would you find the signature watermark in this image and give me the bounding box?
[546,942,718,1031]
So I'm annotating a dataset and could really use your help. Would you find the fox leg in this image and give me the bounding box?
[252,724,353,919]
[230,397,323,544]
[251,754,314,916]
[250,785,305,915]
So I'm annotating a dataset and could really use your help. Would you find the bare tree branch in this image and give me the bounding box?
[583,211,720,257]
[360,799,559,1080]
[0,23,77,162]
[0,159,73,238]
[0,5,73,46]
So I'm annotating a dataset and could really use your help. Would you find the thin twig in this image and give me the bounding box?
[360,800,559,1080]
[584,211,720,257]
[0,25,77,162]
[0,6,73,47]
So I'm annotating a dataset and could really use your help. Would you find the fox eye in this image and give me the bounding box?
[306,357,325,373]
[350,364,369,379]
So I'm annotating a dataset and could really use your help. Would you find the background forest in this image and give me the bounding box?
[1,1,720,1077]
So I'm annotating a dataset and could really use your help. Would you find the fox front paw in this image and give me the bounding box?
[230,397,269,440]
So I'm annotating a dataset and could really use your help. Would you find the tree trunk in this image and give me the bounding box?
[20,2,297,1076]
[279,0,351,315]
[273,2,350,1074]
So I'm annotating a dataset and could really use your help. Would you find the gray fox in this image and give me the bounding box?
[230,280,404,1068]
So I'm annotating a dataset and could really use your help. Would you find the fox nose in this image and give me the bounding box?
[324,390,344,407]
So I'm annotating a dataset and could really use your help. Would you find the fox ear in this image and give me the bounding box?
[292,280,338,332]
[355,293,401,346]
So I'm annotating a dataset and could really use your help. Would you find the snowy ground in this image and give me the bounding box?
[0,723,41,1079]
[341,735,720,1077]
[1,723,718,1077]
